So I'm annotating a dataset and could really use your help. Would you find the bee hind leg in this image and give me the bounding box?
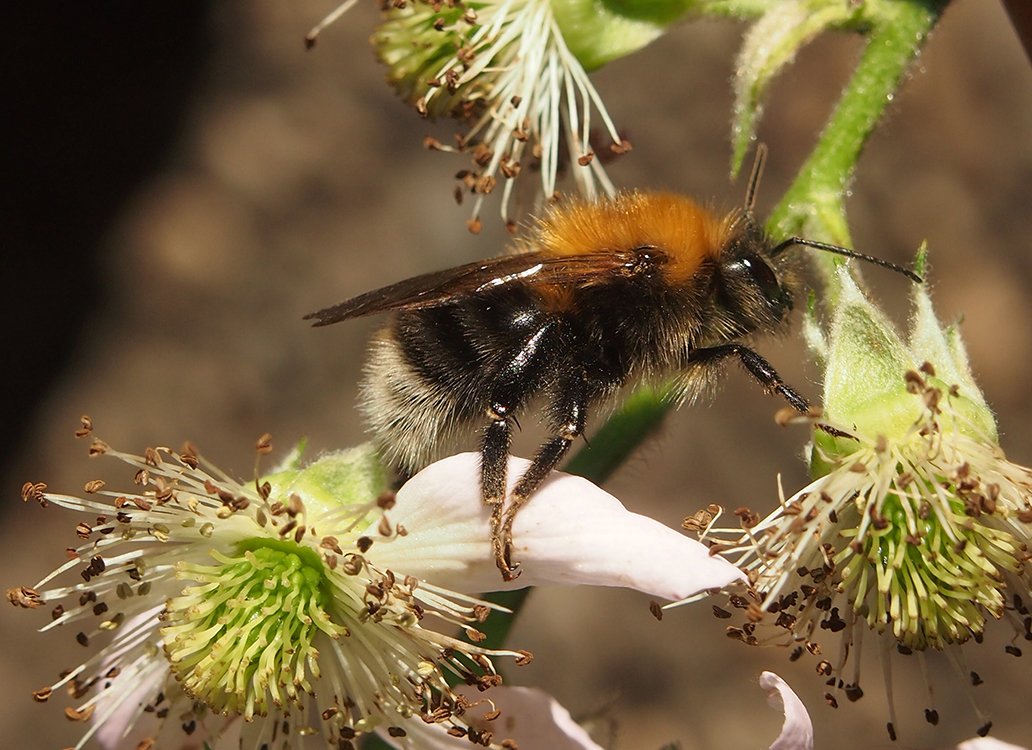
[497,371,587,581]
[478,320,565,579]
[480,412,514,575]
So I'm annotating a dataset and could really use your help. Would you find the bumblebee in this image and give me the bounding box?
[307,150,918,580]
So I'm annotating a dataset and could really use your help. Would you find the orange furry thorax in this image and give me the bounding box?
[531,191,735,284]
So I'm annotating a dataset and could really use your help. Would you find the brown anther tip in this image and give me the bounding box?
[466,217,482,235]
[32,686,53,702]
[977,721,992,737]
[649,601,663,620]
[576,152,594,167]
[255,433,273,454]
[903,369,924,393]
[75,415,94,438]
[7,586,43,608]
[21,481,48,505]
[734,506,759,529]
[304,34,317,50]
[515,650,533,666]
[65,705,95,722]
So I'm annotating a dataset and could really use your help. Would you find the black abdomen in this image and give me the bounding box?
[360,274,706,473]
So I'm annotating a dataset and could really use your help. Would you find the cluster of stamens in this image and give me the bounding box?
[692,366,1032,739]
[372,0,628,229]
[9,419,529,748]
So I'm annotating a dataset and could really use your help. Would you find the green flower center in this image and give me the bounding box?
[373,2,487,119]
[161,540,347,718]
[835,482,1020,650]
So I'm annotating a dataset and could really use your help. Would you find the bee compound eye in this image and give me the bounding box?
[735,256,781,299]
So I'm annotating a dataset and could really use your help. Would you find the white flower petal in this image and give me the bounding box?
[373,453,744,599]
[760,671,814,750]
[380,685,603,750]
[957,739,1030,750]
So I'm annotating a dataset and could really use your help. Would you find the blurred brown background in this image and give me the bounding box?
[3,2,1030,748]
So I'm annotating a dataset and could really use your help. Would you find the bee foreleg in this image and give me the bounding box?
[497,371,587,580]
[686,344,809,413]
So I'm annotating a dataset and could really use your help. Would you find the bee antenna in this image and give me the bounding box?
[771,237,924,283]
[743,143,768,215]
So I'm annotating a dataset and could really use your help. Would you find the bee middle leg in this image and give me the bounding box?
[496,370,587,580]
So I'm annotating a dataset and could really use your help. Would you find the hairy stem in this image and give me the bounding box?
[768,0,948,294]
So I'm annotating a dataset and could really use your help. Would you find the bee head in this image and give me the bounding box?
[713,220,796,336]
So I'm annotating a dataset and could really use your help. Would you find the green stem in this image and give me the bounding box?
[768,0,948,293]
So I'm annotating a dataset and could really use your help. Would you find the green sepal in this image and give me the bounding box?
[263,443,389,518]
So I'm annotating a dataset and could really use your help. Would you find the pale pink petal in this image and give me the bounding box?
[379,685,604,750]
[957,739,1029,750]
[761,671,814,750]
[372,453,744,599]
[93,607,225,750]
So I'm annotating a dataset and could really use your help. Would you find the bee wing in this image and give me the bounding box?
[304,249,643,326]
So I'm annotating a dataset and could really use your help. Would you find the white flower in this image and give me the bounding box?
[698,270,1032,741]
[11,429,740,749]
[373,0,630,230]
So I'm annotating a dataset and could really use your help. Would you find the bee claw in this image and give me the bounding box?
[491,530,522,580]
[496,547,522,581]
